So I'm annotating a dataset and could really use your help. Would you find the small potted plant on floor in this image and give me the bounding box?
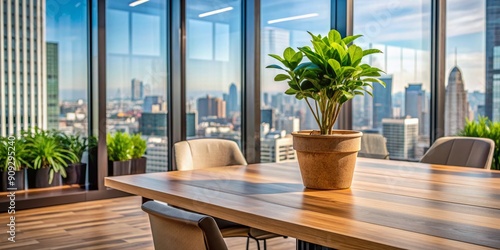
[130,134,147,174]
[267,29,385,189]
[25,128,78,188]
[107,132,133,176]
[59,134,88,185]
[0,136,32,191]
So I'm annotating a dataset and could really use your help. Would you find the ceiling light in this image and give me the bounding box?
[198,7,233,18]
[129,0,149,7]
[267,13,319,24]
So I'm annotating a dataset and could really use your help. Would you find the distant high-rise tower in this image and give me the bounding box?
[486,0,500,121]
[1,1,47,136]
[261,109,275,128]
[405,83,428,135]
[131,79,144,101]
[197,95,226,121]
[373,75,393,129]
[46,42,59,130]
[445,66,470,135]
[143,96,164,112]
[382,118,418,160]
[226,83,238,117]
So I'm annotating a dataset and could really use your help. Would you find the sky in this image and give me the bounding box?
[46,0,487,101]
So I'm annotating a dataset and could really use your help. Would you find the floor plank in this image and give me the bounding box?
[0,196,295,250]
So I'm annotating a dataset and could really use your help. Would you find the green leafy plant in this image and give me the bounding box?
[24,128,78,184]
[0,137,32,171]
[458,116,500,170]
[58,133,88,164]
[267,29,385,135]
[107,132,133,161]
[131,134,147,159]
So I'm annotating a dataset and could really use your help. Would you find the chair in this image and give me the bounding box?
[420,136,495,169]
[173,139,283,250]
[358,133,389,159]
[142,201,228,250]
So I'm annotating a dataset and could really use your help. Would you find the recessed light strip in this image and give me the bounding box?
[267,13,319,24]
[198,7,234,18]
[129,0,149,7]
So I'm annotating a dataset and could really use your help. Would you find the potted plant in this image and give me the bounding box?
[130,134,147,174]
[459,116,500,170]
[107,132,133,176]
[267,29,385,189]
[25,128,77,188]
[59,133,88,185]
[0,136,32,191]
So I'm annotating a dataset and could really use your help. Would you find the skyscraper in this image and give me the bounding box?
[225,83,238,117]
[445,66,470,135]
[46,42,59,130]
[382,118,418,160]
[485,0,500,121]
[197,95,226,121]
[143,96,164,112]
[131,79,144,101]
[1,1,46,136]
[405,83,428,135]
[373,75,393,129]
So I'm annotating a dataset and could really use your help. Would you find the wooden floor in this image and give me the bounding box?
[0,196,296,250]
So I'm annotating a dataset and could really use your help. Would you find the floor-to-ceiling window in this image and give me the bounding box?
[352,0,432,161]
[106,0,168,173]
[260,0,330,163]
[185,0,242,147]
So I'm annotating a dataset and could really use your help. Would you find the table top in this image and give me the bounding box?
[105,158,500,250]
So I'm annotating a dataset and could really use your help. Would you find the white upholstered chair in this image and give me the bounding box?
[142,201,228,250]
[420,137,495,169]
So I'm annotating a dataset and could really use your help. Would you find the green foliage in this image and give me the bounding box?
[267,29,385,135]
[107,132,133,161]
[130,134,147,159]
[24,127,78,184]
[58,133,88,164]
[0,136,32,171]
[458,116,500,170]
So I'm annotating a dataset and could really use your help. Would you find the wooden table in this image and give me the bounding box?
[105,158,500,249]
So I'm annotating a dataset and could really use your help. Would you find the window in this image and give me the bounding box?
[185,0,242,146]
[106,0,168,173]
[353,0,432,161]
[260,0,330,163]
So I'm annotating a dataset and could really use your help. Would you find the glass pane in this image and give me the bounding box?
[446,0,491,124]
[185,0,242,146]
[106,0,168,173]
[260,0,330,163]
[353,1,432,161]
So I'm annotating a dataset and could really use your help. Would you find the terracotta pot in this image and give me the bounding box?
[292,130,363,190]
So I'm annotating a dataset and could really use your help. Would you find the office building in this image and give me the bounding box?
[486,0,500,121]
[144,136,168,173]
[445,66,470,135]
[276,116,300,134]
[131,79,144,101]
[46,42,59,129]
[405,83,428,135]
[261,109,275,128]
[186,112,197,137]
[261,131,296,163]
[140,112,168,136]
[373,75,393,129]
[143,96,164,112]
[1,0,46,136]
[225,83,239,117]
[197,95,226,121]
[382,118,418,160]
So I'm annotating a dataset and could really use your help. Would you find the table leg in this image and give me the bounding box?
[296,240,335,250]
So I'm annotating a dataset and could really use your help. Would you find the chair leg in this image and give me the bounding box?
[263,239,267,250]
[246,237,250,250]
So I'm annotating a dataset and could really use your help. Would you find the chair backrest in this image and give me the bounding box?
[420,136,495,169]
[358,133,389,159]
[174,139,247,171]
[142,201,228,250]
